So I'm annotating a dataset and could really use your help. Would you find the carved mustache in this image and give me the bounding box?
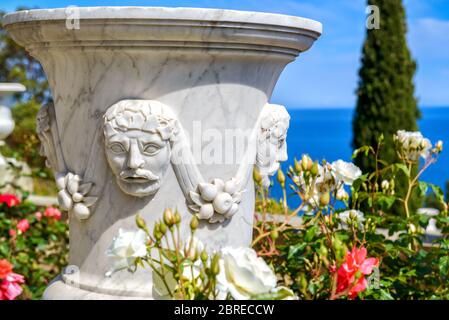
[120,169,159,181]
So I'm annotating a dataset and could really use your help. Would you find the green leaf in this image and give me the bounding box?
[378,289,394,300]
[252,287,296,300]
[304,225,318,242]
[417,181,429,197]
[352,146,374,159]
[429,184,445,202]
[394,163,410,178]
[439,256,449,277]
[288,242,307,260]
[352,174,368,193]
[377,195,396,210]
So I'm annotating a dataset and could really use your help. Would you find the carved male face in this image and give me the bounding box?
[256,104,290,188]
[103,100,177,197]
[266,128,288,176]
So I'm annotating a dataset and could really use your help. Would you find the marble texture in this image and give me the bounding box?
[3,7,321,299]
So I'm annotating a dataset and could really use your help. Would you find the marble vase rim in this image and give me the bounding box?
[2,6,323,35]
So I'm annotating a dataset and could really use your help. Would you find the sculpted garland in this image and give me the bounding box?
[36,103,98,221]
[36,100,290,224]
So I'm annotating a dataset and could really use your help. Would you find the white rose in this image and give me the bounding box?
[338,210,365,230]
[298,163,333,209]
[216,247,277,300]
[331,160,362,186]
[105,228,147,277]
[336,187,349,201]
[339,209,364,223]
[395,130,432,161]
[152,268,178,300]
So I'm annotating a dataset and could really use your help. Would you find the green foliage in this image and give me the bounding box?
[0,197,68,299]
[256,133,448,300]
[352,0,421,215]
[446,180,449,201]
[269,208,449,299]
[0,9,52,177]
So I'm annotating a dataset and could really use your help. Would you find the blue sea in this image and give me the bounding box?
[270,107,449,203]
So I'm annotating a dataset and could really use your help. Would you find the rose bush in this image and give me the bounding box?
[0,195,68,299]
[254,131,449,300]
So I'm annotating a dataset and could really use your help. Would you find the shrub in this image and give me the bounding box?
[353,0,421,216]
[0,194,68,299]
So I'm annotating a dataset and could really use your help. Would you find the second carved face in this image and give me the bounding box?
[103,100,178,197]
[256,104,290,188]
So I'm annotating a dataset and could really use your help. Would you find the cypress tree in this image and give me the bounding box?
[352,0,421,214]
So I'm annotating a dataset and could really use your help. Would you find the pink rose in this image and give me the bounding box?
[44,207,62,221]
[0,272,25,300]
[35,211,43,221]
[335,246,379,299]
[17,219,30,233]
[8,229,17,237]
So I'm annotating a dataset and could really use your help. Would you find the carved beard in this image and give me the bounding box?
[115,166,166,198]
[115,176,162,197]
[119,168,160,181]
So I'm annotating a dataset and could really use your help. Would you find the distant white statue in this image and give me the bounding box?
[0,106,15,143]
[0,83,33,194]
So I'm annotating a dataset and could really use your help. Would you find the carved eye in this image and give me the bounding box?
[143,143,162,155]
[279,138,286,147]
[109,142,126,154]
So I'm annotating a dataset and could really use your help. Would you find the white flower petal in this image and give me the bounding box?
[217,247,277,300]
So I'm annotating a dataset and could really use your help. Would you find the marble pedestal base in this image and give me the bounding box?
[43,277,152,300]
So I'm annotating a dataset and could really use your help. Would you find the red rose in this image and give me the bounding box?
[0,194,20,207]
[17,219,30,233]
[44,207,62,221]
[335,246,379,299]
[0,259,13,280]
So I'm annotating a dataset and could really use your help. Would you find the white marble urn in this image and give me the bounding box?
[3,7,321,299]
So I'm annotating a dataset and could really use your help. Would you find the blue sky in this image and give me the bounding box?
[1,0,448,108]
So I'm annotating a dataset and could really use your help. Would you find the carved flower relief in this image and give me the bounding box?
[56,172,98,220]
[189,178,243,224]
